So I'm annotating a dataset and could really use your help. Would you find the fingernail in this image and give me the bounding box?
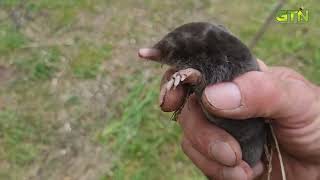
[204,82,241,109]
[223,166,248,180]
[210,141,237,166]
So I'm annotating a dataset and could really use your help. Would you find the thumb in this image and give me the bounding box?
[201,69,318,121]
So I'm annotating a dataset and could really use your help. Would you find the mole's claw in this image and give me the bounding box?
[173,74,181,89]
[166,78,174,91]
[181,74,187,81]
[177,68,202,85]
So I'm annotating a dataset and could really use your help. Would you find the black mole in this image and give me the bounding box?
[140,22,266,167]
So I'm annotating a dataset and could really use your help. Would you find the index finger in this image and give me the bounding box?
[178,95,243,166]
[159,68,188,112]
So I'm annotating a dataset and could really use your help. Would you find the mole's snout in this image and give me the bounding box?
[138,48,161,61]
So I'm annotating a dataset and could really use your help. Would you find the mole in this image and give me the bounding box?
[138,22,266,167]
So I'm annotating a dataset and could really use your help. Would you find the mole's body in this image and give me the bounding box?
[149,22,265,166]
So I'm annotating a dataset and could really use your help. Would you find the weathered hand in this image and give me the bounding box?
[160,61,320,180]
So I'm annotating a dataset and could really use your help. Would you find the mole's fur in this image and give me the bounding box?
[153,22,266,166]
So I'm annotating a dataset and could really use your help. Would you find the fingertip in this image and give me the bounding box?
[252,161,265,178]
[178,96,243,166]
[201,71,283,119]
[160,84,187,112]
[232,71,283,118]
[222,165,248,180]
[180,136,226,180]
[202,82,241,110]
[159,68,186,112]
[209,141,239,166]
[222,161,258,180]
[239,161,254,179]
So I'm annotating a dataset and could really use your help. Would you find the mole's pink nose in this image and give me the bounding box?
[138,48,161,60]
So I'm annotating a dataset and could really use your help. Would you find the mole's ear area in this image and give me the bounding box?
[138,48,162,61]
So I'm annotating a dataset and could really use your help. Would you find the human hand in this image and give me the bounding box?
[160,61,320,180]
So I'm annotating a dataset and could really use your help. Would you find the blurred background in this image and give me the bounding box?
[0,0,319,179]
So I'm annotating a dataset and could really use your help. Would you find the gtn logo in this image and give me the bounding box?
[276,8,309,23]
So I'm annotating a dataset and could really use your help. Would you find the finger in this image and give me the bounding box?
[160,68,187,112]
[138,48,161,60]
[178,95,242,166]
[268,66,310,83]
[181,137,252,180]
[160,84,186,112]
[201,69,318,120]
[252,161,264,178]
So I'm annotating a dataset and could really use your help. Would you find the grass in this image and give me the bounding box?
[0,0,319,179]
[13,47,61,80]
[0,24,26,54]
[1,0,104,29]
[98,75,204,180]
[0,110,38,165]
[71,43,112,79]
[0,109,50,179]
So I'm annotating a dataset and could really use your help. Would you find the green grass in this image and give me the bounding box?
[0,0,319,179]
[71,43,112,79]
[0,24,26,54]
[98,75,204,180]
[0,109,50,179]
[12,47,61,80]
[0,110,38,165]
[0,0,21,7]
[1,0,104,29]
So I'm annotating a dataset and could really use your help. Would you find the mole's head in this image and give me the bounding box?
[139,22,237,67]
[152,22,215,67]
[139,22,255,81]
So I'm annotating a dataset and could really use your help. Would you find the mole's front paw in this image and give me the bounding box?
[159,68,202,105]
[170,68,202,89]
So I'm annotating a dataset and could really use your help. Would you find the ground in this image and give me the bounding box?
[0,0,319,180]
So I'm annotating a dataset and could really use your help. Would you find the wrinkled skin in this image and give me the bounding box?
[158,61,320,180]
